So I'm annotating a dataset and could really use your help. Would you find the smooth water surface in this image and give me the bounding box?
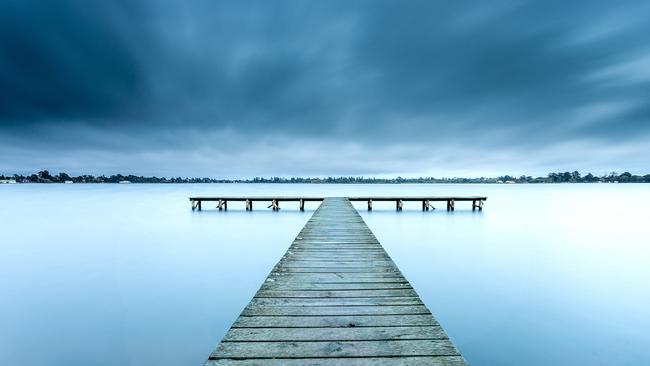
[1,184,649,365]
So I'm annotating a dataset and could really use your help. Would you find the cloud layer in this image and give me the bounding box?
[1,0,649,176]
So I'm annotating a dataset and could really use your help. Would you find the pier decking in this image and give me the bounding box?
[204,197,468,366]
[189,196,487,211]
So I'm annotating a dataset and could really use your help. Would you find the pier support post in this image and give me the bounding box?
[300,199,305,211]
[472,200,484,211]
[368,199,372,211]
[198,201,202,211]
[245,199,252,211]
[422,200,433,211]
[396,199,403,211]
[191,200,198,211]
[217,200,227,211]
[447,199,455,211]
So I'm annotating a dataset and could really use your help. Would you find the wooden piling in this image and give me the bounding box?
[446,199,456,211]
[217,199,228,211]
[472,200,484,211]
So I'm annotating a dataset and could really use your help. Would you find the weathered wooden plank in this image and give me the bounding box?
[274,267,401,273]
[291,242,381,244]
[223,326,448,341]
[290,247,384,251]
[294,238,379,240]
[232,314,439,328]
[211,339,459,358]
[286,250,388,254]
[206,356,467,366]
[256,289,417,298]
[261,283,412,291]
[271,268,401,278]
[267,273,407,281]
[296,238,378,240]
[249,297,423,307]
[290,246,385,250]
[276,265,399,270]
[296,239,381,241]
[283,254,390,259]
[282,258,392,262]
[279,261,396,267]
[242,305,430,316]
[296,233,375,235]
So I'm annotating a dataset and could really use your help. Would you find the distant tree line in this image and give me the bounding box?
[2,170,650,183]
[0,170,231,183]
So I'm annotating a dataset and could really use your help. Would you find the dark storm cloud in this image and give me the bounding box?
[0,1,152,124]
[1,0,649,176]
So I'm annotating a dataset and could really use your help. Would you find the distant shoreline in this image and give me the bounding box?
[2,170,649,184]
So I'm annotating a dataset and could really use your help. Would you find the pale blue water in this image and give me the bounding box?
[1,184,649,365]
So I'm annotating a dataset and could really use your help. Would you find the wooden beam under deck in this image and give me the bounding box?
[189,196,487,211]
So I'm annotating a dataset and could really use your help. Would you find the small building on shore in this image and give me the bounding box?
[0,179,17,184]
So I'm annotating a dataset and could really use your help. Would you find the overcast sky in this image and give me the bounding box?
[1,0,649,177]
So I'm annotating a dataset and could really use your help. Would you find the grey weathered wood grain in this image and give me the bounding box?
[223,326,448,341]
[232,314,439,328]
[211,339,459,358]
[283,256,391,261]
[264,276,408,283]
[204,198,468,365]
[261,283,412,291]
[256,289,417,298]
[206,356,468,366]
[274,268,402,274]
[242,305,430,316]
[249,297,423,307]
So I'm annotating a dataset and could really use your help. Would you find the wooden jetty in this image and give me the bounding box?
[204,198,469,366]
[189,196,486,212]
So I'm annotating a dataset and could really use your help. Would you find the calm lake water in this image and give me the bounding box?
[1,183,649,365]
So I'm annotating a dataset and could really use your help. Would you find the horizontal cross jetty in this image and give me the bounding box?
[204,197,469,366]
[189,196,487,212]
